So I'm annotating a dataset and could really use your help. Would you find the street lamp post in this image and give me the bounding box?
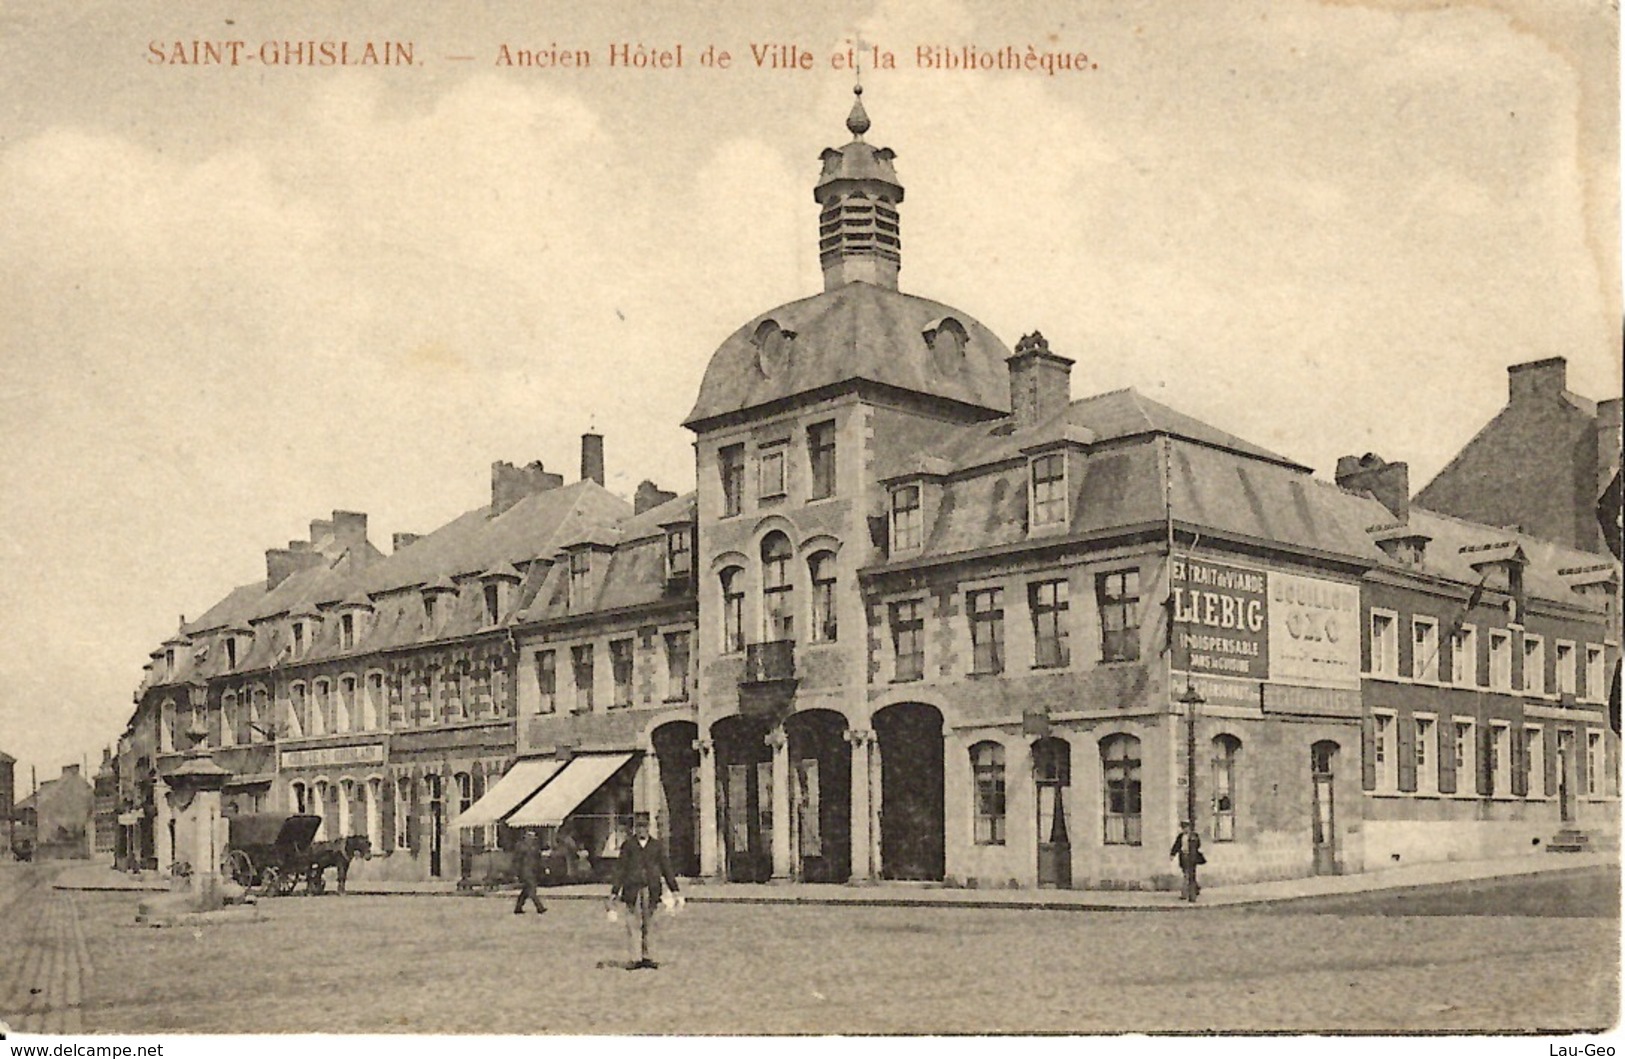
[1176,680,1205,903]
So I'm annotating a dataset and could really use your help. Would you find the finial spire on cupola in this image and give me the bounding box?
[815,84,903,292]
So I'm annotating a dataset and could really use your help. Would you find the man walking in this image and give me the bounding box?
[1169,820,1204,902]
[512,830,547,915]
[608,812,681,969]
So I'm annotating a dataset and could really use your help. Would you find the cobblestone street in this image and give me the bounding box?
[2,864,1617,1035]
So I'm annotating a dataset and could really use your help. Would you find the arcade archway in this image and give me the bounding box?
[873,702,944,881]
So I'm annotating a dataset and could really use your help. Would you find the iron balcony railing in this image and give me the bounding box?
[742,640,796,684]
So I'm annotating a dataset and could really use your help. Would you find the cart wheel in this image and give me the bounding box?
[228,850,255,888]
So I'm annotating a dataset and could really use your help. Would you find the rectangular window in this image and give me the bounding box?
[1451,625,1477,688]
[1488,631,1512,691]
[1524,724,1545,798]
[968,589,1005,675]
[1523,634,1546,695]
[807,420,837,500]
[1585,645,1605,702]
[1032,579,1071,668]
[534,651,557,714]
[1030,453,1067,526]
[720,444,745,517]
[1490,722,1511,795]
[1373,712,1397,792]
[1097,570,1139,664]
[1453,719,1475,792]
[1369,612,1397,677]
[569,552,592,610]
[666,528,692,582]
[809,554,837,643]
[664,631,691,702]
[759,444,787,500]
[1411,617,1439,682]
[891,600,925,682]
[572,645,595,713]
[1414,715,1437,794]
[610,639,634,708]
[1556,641,1577,696]
[1586,731,1604,796]
[721,570,744,654]
[891,486,922,552]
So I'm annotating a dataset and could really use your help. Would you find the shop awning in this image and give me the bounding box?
[505,753,635,828]
[455,757,566,828]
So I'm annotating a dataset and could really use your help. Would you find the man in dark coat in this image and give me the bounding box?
[512,830,547,915]
[1170,821,1205,902]
[608,812,681,968]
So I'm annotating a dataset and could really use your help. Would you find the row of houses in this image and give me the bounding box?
[107,93,1621,891]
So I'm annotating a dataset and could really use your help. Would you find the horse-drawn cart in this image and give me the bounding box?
[226,813,322,897]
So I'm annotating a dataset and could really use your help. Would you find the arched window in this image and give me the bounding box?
[314,679,334,736]
[720,566,745,653]
[291,781,308,815]
[338,779,354,837]
[313,781,330,840]
[365,777,383,851]
[365,672,385,730]
[288,683,308,739]
[1211,735,1241,841]
[761,533,794,641]
[394,777,413,851]
[809,551,837,643]
[250,686,269,743]
[455,772,474,819]
[341,676,361,732]
[220,691,238,747]
[1101,734,1142,845]
[971,741,1006,845]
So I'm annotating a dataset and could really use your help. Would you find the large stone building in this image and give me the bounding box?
[113,93,1619,891]
[1415,356,1622,556]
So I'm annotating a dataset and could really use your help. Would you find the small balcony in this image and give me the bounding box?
[740,640,797,719]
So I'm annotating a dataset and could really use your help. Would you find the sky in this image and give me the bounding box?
[0,0,1618,793]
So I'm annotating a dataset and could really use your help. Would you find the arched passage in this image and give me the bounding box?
[712,714,773,882]
[784,709,851,883]
[652,720,701,877]
[873,702,944,881]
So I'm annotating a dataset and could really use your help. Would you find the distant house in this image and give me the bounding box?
[17,764,93,860]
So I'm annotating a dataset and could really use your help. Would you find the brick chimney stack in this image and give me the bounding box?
[581,433,605,486]
[266,546,324,589]
[1006,331,1074,429]
[1508,357,1568,405]
[1335,453,1410,521]
[491,460,564,516]
[634,480,678,514]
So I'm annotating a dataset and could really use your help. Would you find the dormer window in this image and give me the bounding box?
[1030,453,1067,527]
[165,648,176,678]
[569,551,593,609]
[666,526,693,582]
[225,637,239,670]
[291,622,307,657]
[484,583,502,625]
[340,613,356,651]
[423,595,437,626]
[891,485,921,552]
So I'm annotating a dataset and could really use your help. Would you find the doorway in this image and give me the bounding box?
[1557,728,1576,823]
[1310,741,1338,875]
[785,710,852,883]
[873,702,944,881]
[1033,737,1071,888]
[653,721,701,876]
[713,715,772,882]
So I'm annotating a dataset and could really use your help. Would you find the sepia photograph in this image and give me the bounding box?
[0,0,1620,1047]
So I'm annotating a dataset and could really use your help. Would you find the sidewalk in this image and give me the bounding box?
[53,849,1617,910]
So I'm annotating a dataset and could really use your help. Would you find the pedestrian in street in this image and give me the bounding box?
[1170,820,1205,902]
[512,830,547,915]
[607,812,681,969]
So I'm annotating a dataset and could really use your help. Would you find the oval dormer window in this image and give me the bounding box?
[923,317,967,375]
[753,319,794,379]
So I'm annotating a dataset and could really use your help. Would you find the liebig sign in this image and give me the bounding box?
[1170,556,1268,681]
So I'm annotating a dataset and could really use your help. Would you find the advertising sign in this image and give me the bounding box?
[1267,570,1361,690]
[1170,556,1268,681]
[280,743,385,770]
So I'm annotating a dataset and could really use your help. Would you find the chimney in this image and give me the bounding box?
[491,460,565,516]
[332,512,369,558]
[309,517,335,544]
[1335,453,1410,521]
[581,433,605,486]
[267,546,324,589]
[392,532,422,552]
[634,480,678,515]
[1508,357,1567,405]
[1006,332,1074,429]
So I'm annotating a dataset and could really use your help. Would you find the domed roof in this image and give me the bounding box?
[684,281,1013,428]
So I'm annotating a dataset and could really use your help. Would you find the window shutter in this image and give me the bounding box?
[1439,727,1457,795]
[1477,723,1493,796]
[381,787,396,853]
[1397,714,1416,792]
[1361,711,1376,791]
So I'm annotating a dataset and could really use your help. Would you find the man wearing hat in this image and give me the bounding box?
[608,811,682,969]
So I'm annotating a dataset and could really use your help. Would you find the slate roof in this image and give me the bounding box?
[684,281,1012,427]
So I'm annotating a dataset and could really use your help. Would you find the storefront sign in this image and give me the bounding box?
[1171,556,1268,681]
[1266,570,1360,689]
[280,744,385,770]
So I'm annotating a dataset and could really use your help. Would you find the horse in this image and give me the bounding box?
[304,835,372,895]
